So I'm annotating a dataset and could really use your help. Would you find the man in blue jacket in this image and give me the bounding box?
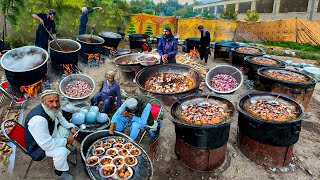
[78,6,102,35]
[109,98,155,140]
[157,26,178,64]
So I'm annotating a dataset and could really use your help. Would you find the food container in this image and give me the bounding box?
[99,164,117,178]
[98,31,122,49]
[72,112,85,125]
[96,113,109,123]
[230,46,265,67]
[81,131,153,179]
[85,111,97,124]
[256,67,316,111]
[59,74,95,100]
[137,54,160,66]
[244,56,286,80]
[206,65,243,94]
[171,94,235,171]
[237,92,304,167]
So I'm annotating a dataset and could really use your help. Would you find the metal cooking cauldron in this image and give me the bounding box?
[49,39,81,65]
[113,53,143,72]
[171,94,235,149]
[0,46,48,86]
[77,34,104,54]
[135,64,202,106]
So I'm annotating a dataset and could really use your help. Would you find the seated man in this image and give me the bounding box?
[109,97,155,140]
[25,90,77,180]
[91,71,122,113]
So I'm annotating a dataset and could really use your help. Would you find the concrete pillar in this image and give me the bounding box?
[251,0,256,10]
[235,3,239,13]
[307,0,313,12]
[214,6,217,15]
[309,0,318,20]
[273,0,280,20]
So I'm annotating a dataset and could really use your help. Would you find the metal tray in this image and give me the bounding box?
[85,135,153,180]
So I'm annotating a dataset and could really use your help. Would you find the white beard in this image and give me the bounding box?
[42,103,61,120]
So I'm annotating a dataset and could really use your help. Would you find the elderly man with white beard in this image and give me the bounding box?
[25,90,77,180]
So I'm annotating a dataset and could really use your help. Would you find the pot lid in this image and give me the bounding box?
[98,31,121,39]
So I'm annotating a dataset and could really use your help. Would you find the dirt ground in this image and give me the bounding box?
[1,40,320,180]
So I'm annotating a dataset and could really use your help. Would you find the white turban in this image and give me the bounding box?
[126,98,138,110]
[82,7,88,13]
[40,89,60,99]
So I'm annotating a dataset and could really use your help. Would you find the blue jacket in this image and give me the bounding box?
[78,9,94,35]
[157,35,178,58]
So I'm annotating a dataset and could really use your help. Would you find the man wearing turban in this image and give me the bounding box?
[157,26,178,64]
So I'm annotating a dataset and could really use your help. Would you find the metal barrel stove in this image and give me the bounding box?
[170,94,235,171]
[230,46,265,67]
[256,67,316,111]
[237,92,305,167]
[214,41,244,60]
[244,56,286,80]
[128,34,150,49]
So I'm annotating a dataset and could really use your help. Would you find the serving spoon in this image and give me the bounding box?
[73,124,86,137]
[198,93,211,107]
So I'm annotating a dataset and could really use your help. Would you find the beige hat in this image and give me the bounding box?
[82,7,88,13]
[40,89,60,99]
[107,71,116,77]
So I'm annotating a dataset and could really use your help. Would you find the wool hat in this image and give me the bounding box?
[82,7,88,13]
[48,9,56,15]
[126,98,138,110]
[107,71,116,77]
[163,26,171,32]
[40,89,60,99]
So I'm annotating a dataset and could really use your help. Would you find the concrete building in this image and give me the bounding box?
[193,0,320,21]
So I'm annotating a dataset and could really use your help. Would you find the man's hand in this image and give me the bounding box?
[66,136,74,145]
[70,128,77,135]
[39,18,44,25]
[162,54,168,64]
[109,123,115,135]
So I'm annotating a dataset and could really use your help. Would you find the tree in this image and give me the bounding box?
[201,10,216,19]
[220,4,237,20]
[144,25,153,36]
[127,23,136,34]
[244,9,259,22]
[129,0,155,15]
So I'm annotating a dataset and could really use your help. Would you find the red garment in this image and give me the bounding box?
[142,43,151,52]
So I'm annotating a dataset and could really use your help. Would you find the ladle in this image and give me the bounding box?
[90,10,101,39]
[73,124,86,137]
[268,94,280,106]
[42,25,63,50]
[230,67,243,76]
[198,93,211,107]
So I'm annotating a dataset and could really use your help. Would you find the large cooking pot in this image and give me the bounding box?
[49,39,81,65]
[135,64,202,105]
[129,34,150,49]
[80,130,154,179]
[113,53,143,72]
[237,91,305,147]
[185,38,201,53]
[77,34,104,54]
[244,56,286,80]
[256,67,316,111]
[0,46,48,86]
[171,94,235,149]
[230,46,265,67]
[98,31,122,49]
[214,41,244,59]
